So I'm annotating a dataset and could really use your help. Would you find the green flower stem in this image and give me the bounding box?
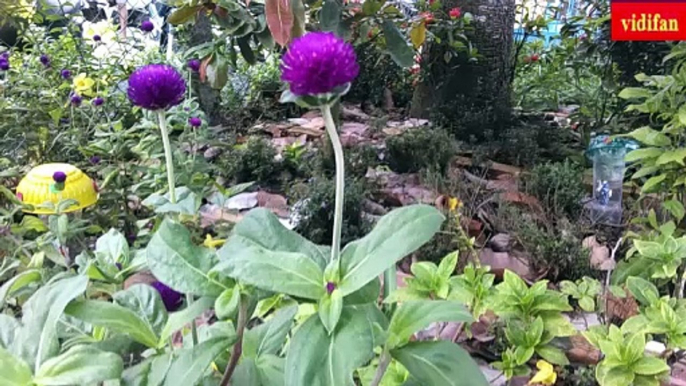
[384,268,397,300]
[157,110,176,204]
[322,104,344,264]
[189,294,198,346]
[370,350,391,386]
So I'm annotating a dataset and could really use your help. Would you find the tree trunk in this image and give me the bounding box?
[410,0,515,141]
[189,12,222,125]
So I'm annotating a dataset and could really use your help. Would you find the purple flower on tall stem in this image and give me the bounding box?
[140,20,154,32]
[40,54,50,67]
[188,117,202,127]
[187,59,200,72]
[127,64,186,110]
[70,94,82,106]
[92,96,104,107]
[60,69,71,79]
[281,32,359,96]
[151,281,183,311]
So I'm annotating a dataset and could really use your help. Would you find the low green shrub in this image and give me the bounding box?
[524,159,586,218]
[221,137,280,184]
[385,127,455,174]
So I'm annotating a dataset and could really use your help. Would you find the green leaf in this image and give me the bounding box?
[656,148,686,166]
[578,296,596,312]
[625,127,671,147]
[214,238,325,300]
[632,357,670,376]
[217,208,328,269]
[641,174,667,193]
[625,148,662,163]
[33,345,123,385]
[146,218,227,297]
[13,275,88,372]
[319,290,343,334]
[0,314,20,349]
[320,0,340,33]
[95,228,129,264]
[381,20,415,68]
[113,284,168,337]
[386,300,472,349]
[206,55,230,90]
[0,270,42,308]
[663,199,685,222]
[535,344,569,366]
[626,276,660,305]
[237,36,256,65]
[163,336,233,386]
[391,341,487,386]
[596,365,635,386]
[285,305,388,386]
[243,305,297,359]
[437,252,458,280]
[233,355,285,386]
[409,22,426,49]
[618,88,653,100]
[338,205,444,296]
[159,297,215,345]
[215,287,240,321]
[0,347,32,386]
[65,300,159,348]
[142,187,201,215]
[167,5,201,25]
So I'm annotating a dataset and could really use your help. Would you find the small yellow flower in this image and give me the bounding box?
[204,234,226,249]
[448,197,463,212]
[529,360,556,385]
[73,73,95,97]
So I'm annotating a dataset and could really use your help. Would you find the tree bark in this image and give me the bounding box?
[410,0,515,140]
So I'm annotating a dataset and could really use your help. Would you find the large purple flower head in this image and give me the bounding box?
[187,59,200,72]
[0,59,9,71]
[127,64,186,110]
[151,281,183,311]
[281,32,359,96]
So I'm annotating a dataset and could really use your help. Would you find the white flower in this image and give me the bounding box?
[82,20,117,44]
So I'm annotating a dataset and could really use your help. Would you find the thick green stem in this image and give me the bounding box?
[322,105,344,264]
[157,111,176,204]
[384,267,396,300]
[188,294,198,346]
[370,351,391,386]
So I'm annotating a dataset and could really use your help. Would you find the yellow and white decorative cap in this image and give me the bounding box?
[16,163,99,214]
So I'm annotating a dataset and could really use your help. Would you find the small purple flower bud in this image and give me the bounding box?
[40,54,50,67]
[53,171,67,183]
[187,59,200,72]
[115,262,122,270]
[188,117,202,127]
[93,34,101,42]
[0,59,9,71]
[326,282,336,295]
[70,94,82,106]
[140,20,154,32]
[60,69,71,79]
[92,97,104,106]
[151,281,183,311]
[89,155,101,164]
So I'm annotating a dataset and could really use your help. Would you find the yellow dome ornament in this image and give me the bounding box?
[15,163,99,214]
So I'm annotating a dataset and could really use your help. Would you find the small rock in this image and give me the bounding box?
[488,234,511,253]
[256,191,289,218]
[226,192,258,211]
[203,147,222,160]
[341,105,370,121]
[584,236,614,270]
[479,248,532,280]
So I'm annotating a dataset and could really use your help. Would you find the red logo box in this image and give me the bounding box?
[612,0,686,40]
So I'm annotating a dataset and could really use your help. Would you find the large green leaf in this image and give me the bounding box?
[159,296,215,345]
[320,0,340,33]
[285,305,388,386]
[113,284,168,336]
[625,127,671,147]
[656,148,686,166]
[0,346,32,386]
[146,218,227,297]
[163,336,233,386]
[233,355,285,386]
[13,275,88,372]
[167,5,201,25]
[243,305,297,359]
[217,208,328,269]
[381,20,414,68]
[338,205,444,295]
[391,341,487,386]
[65,300,159,348]
[626,276,660,305]
[0,269,42,308]
[95,228,129,264]
[625,148,662,163]
[386,301,472,349]
[214,236,325,300]
[0,314,19,349]
[33,345,123,385]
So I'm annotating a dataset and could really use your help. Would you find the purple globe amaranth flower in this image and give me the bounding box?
[140,20,154,32]
[1,51,9,60]
[93,34,101,42]
[60,69,71,79]
[127,64,186,110]
[92,96,104,106]
[188,117,202,127]
[40,54,50,67]
[281,32,359,96]
[71,94,82,106]
[53,171,67,183]
[151,281,183,311]
[0,59,9,71]
[187,59,200,72]
[89,155,101,164]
